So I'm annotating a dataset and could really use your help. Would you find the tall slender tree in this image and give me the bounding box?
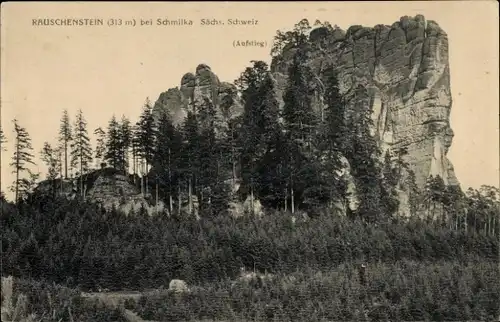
[1,126,7,151]
[40,142,61,181]
[343,85,384,222]
[40,142,62,197]
[119,116,132,175]
[253,73,285,209]
[105,115,122,170]
[281,50,316,213]
[94,127,106,168]
[152,111,182,214]
[236,60,271,213]
[135,98,157,195]
[180,110,200,215]
[9,119,36,203]
[58,109,73,179]
[70,109,93,196]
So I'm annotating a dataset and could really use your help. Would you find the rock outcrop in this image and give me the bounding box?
[152,64,243,127]
[271,15,458,190]
[34,168,161,215]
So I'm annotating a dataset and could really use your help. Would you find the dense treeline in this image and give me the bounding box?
[1,195,497,292]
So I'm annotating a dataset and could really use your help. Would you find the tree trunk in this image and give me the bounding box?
[140,160,144,196]
[155,181,159,214]
[250,182,254,216]
[188,177,193,215]
[132,150,136,183]
[284,186,288,212]
[80,151,84,197]
[231,134,236,185]
[145,162,149,195]
[464,209,468,234]
[64,141,68,179]
[177,184,181,216]
[15,139,19,203]
[169,194,173,215]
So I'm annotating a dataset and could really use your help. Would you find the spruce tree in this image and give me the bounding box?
[197,97,227,214]
[303,67,346,210]
[94,127,106,168]
[153,111,182,214]
[281,52,316,213]
[0,126,6,152]
[236,60,271,212]
[40,142,62,197]
[9,119,36,202]
[180,110,200,215]
[253,73,285,208]
[58,109,73,179]
[380,150,400,217]
[344,85,384,222]
[70,109,93,196]
[323,67,346,151]
[131,124,140,179]
[119,116,132,175]
[105,115,122,170]
[135,98,157,195]
[40,142,61,180]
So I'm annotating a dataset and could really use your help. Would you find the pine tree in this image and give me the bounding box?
[9,119,36,203]
[305,67,347,209]
[180,110,200,215]
[281,52,317,213]
[343,85,384,222]
[252,73,285,209]
[131,124,140,179]
[1,126,7,152]
[119,116,132,175]
[152,111,182,214]
[236,60,271,213]
[70,109,93,196]
[323,67,346,151]
[58,109,73,179]
[197,98,226,214]
[425,175,447,222]
[40,142,62,197]
[105,115,122,170]
[94,127,106,168]
[40,142,61,180]
[380,150,400,217]
[135,98,157,195]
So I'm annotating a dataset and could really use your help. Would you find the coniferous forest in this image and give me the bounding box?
[1,19,499,322]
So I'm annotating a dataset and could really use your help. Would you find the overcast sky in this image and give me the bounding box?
[1,2,498,199]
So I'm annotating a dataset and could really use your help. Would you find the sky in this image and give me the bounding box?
[1,1,498,200]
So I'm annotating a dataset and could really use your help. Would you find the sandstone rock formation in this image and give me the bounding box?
[168,279,189,293]
[152,64,243,128]
[271,15,458,190]
[149,15,459,217]
[34,168,161,215]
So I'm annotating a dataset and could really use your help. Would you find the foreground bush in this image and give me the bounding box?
[130,260,499,321]
[3,277,126,322]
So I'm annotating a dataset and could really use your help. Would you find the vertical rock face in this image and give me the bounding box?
[271,15,458,189]
[152,64,243,127]
[151,15,459,212]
